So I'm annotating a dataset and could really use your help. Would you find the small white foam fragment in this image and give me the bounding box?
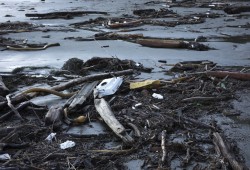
[60,140,75,149]
[0,153,11,160]
[135,103,142,107]
[45,132,56,142]
[152,93,164,99]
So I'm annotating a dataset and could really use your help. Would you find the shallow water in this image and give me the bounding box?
[0,0,250,72]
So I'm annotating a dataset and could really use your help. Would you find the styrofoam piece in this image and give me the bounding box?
[45,132,56,142]
[60,140,75,149]
[152,93,164,99]
[0,154,11,160]
[95,77,123,98]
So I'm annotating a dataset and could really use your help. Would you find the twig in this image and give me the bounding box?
[182,96,232,103]
[161,130,167,164]
[6,94,24,121]
[89,148,134,154]
[183,148,191,164]
[127,122,141,137]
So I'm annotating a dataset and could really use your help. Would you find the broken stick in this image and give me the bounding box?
[6,94,24,121]
[68,81,99,110]
[213,132,247,170]
[94,98,134,144]
[161,130,167,163]
[0,76,9,96]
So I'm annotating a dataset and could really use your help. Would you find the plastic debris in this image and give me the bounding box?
[152,93,164,99]
[135,103,142,107]
[45,132,56,142]
[0,154,11,160]
[60,140,75,149]
[95,77,123,98]
[132,103,142,109]
[130,80,161,89]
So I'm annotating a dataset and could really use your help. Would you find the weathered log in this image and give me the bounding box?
[7,43,60,51]
[45,105,63,128]
[94,32,144,40]
[94,98,134,144]
[224,6,250,14]
[137,38,209,50]
[0,76,9,96]
[206,71,250,81]
[25,11,108,18]
[68,81,99,110]
[213,132,247,170]
[106,19,143,29]
[136,38,182,48]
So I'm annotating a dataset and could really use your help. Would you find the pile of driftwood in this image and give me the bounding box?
[0,57,249,169]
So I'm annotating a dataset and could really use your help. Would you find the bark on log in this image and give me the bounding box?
[94,98,134,144]
[0,76,9,96]
[206,71,250,81]
[213,132,247,170]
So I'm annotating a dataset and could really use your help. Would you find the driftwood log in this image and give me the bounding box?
[136,39,182,48]
[0,76,9,96]
[106,19,143,29]
[206,71,250,81]
[67,81,99,110]
[224,6,250,14]
[7,43,60,51]
[25,11,108,18]
[213,132,247,170]
[94,98,134,144]
[136,38,209,50]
